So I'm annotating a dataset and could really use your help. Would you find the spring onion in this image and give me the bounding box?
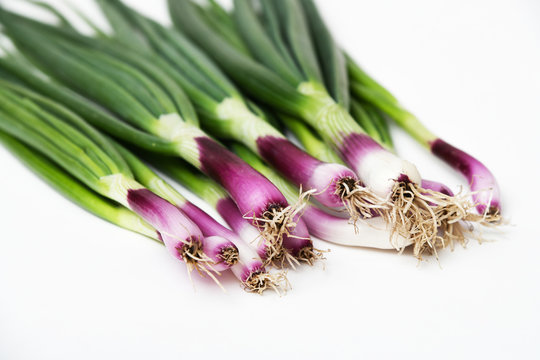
[283,95,490,255]
[114,144,287,292]
[178,201,287,293]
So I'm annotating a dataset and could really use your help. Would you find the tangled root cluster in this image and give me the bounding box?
[219,246,240,267]
[385,182,501,260]
[242,270,290,295]
[297,246,328,266]
[336,177,389,223]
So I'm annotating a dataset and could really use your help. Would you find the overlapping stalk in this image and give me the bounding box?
[113,144,239,273]
[283,97,492,255]
[295,0,500,218]
[0,78,286,291]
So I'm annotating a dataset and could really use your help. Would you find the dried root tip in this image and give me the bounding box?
[180,239,223,289]
[262,245,287,268]
[336,177,389,222]
[244,189,314,267]
[296,246,328,266]
[485,207,502,223]
[219,246,240,266]
[242,270,290,295]
[465,206,503,225]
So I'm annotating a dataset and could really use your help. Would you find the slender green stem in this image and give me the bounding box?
[361,102,394,151]
[2,14,161,133]
[0,91,105,186]
[300,0,349,109]
[113,143,188,207]
[0,80,131,176]
[283,114,343,164]
[346,53,398,104]
[351,82,436,146]
[350,100,384,145]
[233,0,303,86]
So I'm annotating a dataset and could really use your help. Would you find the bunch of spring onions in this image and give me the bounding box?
[0,79,287,293]
[0,0,503,294]
[166,0,501,256]
[0,8,318,266]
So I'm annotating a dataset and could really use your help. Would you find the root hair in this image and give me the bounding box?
[242,270,290,295]
[385,182,504,260]
[179,238,223,290]
[336,177,390,223]
[219,245,239,267]
[297,246,328,266]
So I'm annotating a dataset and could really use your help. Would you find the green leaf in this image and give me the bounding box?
[274,0,324,84]
[300,0,349,109]
[233,0,302,86]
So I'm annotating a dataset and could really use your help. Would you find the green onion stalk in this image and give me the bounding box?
[0,10,308,264]
[168,0,468,252]
[0,79,281,290]
[296,0,501,236]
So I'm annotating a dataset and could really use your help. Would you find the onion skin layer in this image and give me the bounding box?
[303,206,411,249]
[197,136,288,218]
[256,135,358,207]
[339,132,421,197]
[127,188,203,260]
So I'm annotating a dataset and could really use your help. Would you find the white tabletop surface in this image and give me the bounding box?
[0,0,539,359]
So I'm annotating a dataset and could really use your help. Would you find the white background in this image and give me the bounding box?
[1,0,539,359]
